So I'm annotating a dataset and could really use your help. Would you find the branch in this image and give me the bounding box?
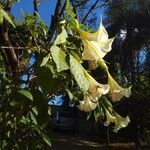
[81,0,99,24]
[33,0,39,16]
[48,0,62,39]
[0,46,41,49]
[1,26,18,76]
[0,0,19,78]
[60,0,66,17]
[73,0,87,8]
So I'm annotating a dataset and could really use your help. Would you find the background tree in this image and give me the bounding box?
[103,0,150,149]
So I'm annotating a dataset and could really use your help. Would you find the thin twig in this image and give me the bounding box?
[1,46,41,49]
[73,0,87,8]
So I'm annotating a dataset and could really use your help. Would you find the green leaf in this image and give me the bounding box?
[0,7,15,27]
[41,132,51,147]
[32,89,49,127]
[66,89,73,100]
[94,108,100,122]
[40,55,50,67]
[51,45,69,72]
[70,51,82,62]
[18,90,33,101]
[70,55,89,93]
[36,66,54,93]
[30,111,37,125]
[100,96,112,109]
[54,26,68,45]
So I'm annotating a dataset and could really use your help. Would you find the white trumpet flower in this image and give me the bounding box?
[113,112,130,132]
[107,71,131,102]
[75,19,114,64]
[104,109,116,126]
[77,71,109,112]
[104,109,130,132]
[77,96,98,112]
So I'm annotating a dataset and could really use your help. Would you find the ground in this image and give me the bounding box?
[50,131,150,150]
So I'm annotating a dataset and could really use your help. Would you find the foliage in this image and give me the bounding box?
[0,0,132,149]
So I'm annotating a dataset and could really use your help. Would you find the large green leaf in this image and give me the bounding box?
[36,66,54,93]
[0,7,15,27]
[70,55,89,93]
[36,66,63,93]
[51,45,69,72]
[32,89,49,127]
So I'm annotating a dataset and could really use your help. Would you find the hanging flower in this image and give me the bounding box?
[75,19,114,63]
[77,95,98,112]
[113,111,130,132]
[104,108,130,132]
[104,109,116,126]
[77,71,109,112]
[107,71,131,102]
[85,71,109,101]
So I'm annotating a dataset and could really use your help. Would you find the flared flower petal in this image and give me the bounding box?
[85,71,109,102]
[77,96,98,112]
[104,108,130,132]
[80,22,109,42]
[113,112,130,132]
[107,71,131,102]
[82,40,110,61]
[75,19,114,63]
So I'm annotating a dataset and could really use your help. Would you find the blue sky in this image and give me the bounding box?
[11,0,106,26]
[11,0,57,25]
